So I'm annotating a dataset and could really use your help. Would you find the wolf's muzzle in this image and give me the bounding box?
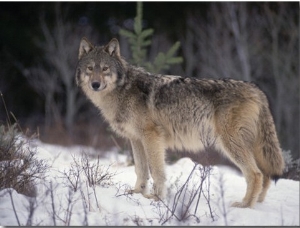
[91,81,106,91]
[92,82,100,90]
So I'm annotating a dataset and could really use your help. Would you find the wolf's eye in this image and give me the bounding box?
[87,66,93,71]
[103,66,108,72]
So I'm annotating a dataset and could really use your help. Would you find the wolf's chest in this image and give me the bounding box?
[110,119,137,139]
[102,107,137,139]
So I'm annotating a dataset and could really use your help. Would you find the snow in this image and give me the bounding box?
[0,140,299,226]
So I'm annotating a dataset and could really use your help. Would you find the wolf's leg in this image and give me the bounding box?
[221,136,263,208]
[142,129,166,201]
[232,166,263,208]
[215,103,264,208]
[257,174,271,202]
[128,139,150,195]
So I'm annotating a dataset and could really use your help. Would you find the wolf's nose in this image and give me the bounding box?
[91,82,100,90]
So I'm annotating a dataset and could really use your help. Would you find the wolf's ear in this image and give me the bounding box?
[105,38,121,57]
[78,37,94,60]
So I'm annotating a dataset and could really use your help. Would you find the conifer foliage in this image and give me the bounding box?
[119,2,183,73]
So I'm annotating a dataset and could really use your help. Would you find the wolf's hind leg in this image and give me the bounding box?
[257,174,271,202]
[221,135,263,208]
[129,139,150,195]
[231,166,263,208]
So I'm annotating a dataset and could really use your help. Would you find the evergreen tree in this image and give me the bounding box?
[119,2,183,73]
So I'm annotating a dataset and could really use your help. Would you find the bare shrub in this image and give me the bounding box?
[46,182,79,226]
[80,152,117,188]
[213,172,230,225]
[59,151,118,214]
[0,123,48,196]
[59,154,82,192]
[60,152,117,189]
[150,162,216,225]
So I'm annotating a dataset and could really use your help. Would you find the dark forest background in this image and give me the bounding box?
[0,2,299,161]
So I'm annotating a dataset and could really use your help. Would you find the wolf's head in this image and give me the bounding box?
[76,38,127,93]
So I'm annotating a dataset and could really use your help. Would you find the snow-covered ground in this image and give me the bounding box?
[0,140,299,226]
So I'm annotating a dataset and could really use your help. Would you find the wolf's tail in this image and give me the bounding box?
[258,104,285,181]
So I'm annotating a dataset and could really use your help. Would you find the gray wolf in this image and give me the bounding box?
[76,37,285,208]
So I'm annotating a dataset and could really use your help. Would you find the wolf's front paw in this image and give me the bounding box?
[125,188,144,195]
[126,182,148,195]
[125,189,136,194]
[144,194,160,201]
[231,201,252,208]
